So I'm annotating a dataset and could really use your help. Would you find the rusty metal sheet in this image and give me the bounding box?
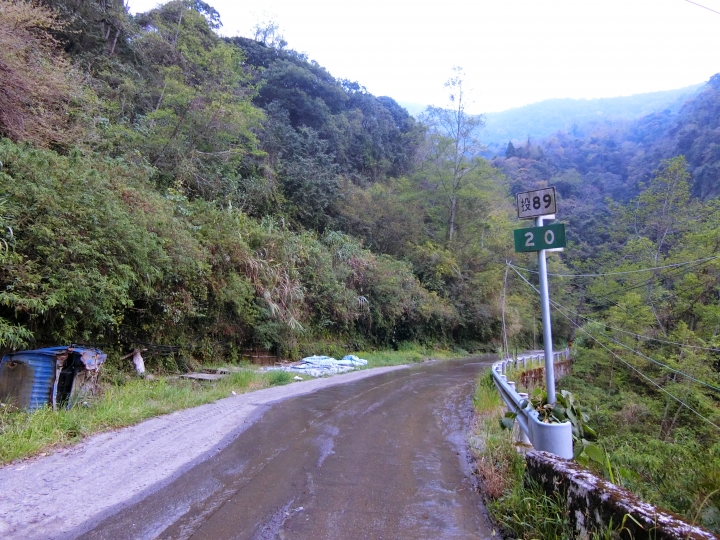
[68,346,106,371]
[0,346,106,411]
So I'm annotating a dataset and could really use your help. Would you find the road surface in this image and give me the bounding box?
[2,358,495,539]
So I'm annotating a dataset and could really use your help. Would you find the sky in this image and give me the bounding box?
[125,0,720,113]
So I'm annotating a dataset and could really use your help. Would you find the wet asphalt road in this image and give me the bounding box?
[80,357,495,540]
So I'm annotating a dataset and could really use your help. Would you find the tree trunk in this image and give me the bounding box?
[448,196,457,242]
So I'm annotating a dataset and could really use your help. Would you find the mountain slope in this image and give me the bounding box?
[483,85,703,154]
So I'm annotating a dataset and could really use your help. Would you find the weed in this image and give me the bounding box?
[357,343,462,367]
[489,478,575,540]
[471,368,620,539]
[470,375,524,499]
[266,370,293,386]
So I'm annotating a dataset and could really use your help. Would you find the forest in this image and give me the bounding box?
[0,0,530,363]
[1,0,719,530]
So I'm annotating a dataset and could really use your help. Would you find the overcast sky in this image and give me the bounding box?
[125,0,720,113]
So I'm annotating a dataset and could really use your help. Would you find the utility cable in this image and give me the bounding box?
[510,257,709,315]
[686,0,720,16]
[544,294,720,353]
[591,327,720,393]
[555,303,720,432]
[511,256,716,324]
[577,258,716,321]
[547,297,720,394]
[509,264,720,392]
[510,266,720,431]
[509,255,720,278]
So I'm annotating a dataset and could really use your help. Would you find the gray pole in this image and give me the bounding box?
[536,216,556,405]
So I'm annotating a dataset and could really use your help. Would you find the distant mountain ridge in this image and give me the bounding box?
[399,85,704,155]
[482,84,703,154]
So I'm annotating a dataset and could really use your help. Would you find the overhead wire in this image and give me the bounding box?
[510,264,720,390]
[546,296,720,393]
[547,300,720,353]
[510,257,716,302]
[580,258,713,311]
[510,255,720,278]
[557,305,720,432]
[509,265,720,431]
[685,0,720,15]
[509,256,718,321]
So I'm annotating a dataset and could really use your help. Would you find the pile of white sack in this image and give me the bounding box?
[267,354,368,378]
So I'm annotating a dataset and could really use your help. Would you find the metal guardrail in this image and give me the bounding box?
[492,350,573,459]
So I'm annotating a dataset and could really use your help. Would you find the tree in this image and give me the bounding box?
[0,0,90,148]
[127,0,264,198]
[616,156,694,265]
[252,20,287,49]
[418,67,486,243]
[505,141,517,158]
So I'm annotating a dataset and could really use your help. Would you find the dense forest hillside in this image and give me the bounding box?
[492,75,720,532]
[0,0,516,362]
[1,0,717,359]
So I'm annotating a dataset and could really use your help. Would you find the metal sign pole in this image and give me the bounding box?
[536,216,556,405]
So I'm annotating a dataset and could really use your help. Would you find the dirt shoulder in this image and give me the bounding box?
[0,365,408,540]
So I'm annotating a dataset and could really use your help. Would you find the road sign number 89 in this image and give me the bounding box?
[532,194,553,210]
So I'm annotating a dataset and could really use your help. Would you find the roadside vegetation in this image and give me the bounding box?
[469,370,580,539]
[472,350,720,537]
[562,347,720,533]
[0,344,456,464]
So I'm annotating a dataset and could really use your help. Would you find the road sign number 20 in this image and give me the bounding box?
[513,223,566,252]
[524,229,555,247]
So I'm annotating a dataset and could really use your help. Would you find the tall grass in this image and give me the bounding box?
[471,370,573,538]
[471,368,624,539]
[489,478,577,540]
[469,371,524,500]
[470,372,572,538]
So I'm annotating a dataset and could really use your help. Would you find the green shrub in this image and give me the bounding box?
[266,370,293,386]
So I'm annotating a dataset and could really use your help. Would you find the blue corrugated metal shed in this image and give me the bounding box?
[0,346,106,411]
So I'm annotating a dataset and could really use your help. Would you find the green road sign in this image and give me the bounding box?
[514,223,566,252]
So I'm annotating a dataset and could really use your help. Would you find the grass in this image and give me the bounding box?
[469,371,525,500]
[562,348,720,534]
[0,366,303,464]
[0,344,462,465]
[356,343,465,367]
[470,370,579,538]
[470,368,628,539]
[265,369,294,386]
